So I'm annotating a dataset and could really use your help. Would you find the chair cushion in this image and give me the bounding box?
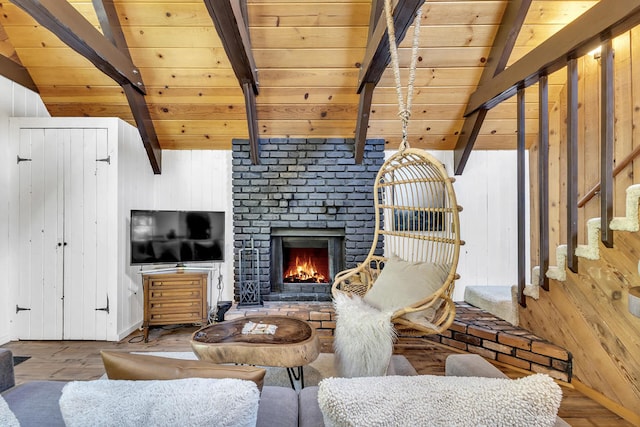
[363,256,449,312]
[299,386,325,427]
[100,351,266,390]
[318,373,562,427]
[59,378,259,427]
[257,386,299,427]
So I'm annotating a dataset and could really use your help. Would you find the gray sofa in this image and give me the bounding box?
[0,348,567,427]
[0,348,304,427]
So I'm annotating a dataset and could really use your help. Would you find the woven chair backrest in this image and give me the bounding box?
[372,148,461,272]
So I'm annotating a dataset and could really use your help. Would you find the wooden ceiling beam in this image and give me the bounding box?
[466,0,640,115]
[205,0,260,164]
[355,0,425,162]
[354,82,375,163]
[357,0,425,91]
[453,0,532,175]
[10,0,145,94]
[93,0,162,174]
[0,55,37,93]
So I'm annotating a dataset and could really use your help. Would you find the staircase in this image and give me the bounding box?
[464,184,640,325]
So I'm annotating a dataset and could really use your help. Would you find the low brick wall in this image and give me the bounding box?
[225,301,572,381]
[430,303,572,382]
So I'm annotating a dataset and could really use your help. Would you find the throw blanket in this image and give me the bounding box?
[333,292,396,377]
[0,396,19,427]
[60,378,259,427]
[318,373,562,427]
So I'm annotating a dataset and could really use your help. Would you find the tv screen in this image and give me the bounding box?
[130,210,225,265]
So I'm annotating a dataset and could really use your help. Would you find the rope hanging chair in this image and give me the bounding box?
[331,1,462,335]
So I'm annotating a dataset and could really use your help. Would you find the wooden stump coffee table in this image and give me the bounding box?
[191,315,320,388]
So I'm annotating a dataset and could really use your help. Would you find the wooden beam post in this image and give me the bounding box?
[353,0,383,163]
[11,0,145,93]
[517,86,526,307]
[354,0,424,162]
[204,0,258,92]
[354,82,375,164]
[205,0,260,163]
[454,0,532,175]
[567,58,579,273]
[243,82,260,165]
[92,0,162,174]
[538,74,550,291]
[0,55,37,93]
[357,0,424,92]
[601,39,614,248]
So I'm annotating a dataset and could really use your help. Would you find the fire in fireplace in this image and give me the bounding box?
[283,247,329,283]
[270,228,345,297]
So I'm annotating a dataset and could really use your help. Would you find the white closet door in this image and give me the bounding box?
[62,128,110,340]
[14,129,64,340]
[13,126,111,340]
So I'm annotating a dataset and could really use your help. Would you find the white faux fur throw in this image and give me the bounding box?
[318,373,562,427]
[333,292,396,378]
[59,378,259,427]
[0,396,19,427]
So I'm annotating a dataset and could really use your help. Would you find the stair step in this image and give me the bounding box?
[463,286,518,326]
[545,184,640,281]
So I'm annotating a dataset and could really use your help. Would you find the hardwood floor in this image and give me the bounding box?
[2,324,634,426]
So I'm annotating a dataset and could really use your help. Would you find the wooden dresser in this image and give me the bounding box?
[142,271,209,342]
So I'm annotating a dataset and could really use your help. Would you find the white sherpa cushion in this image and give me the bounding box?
[333,292,396,378]
[318,374,562,427]
[59,378,260,427]
[0,396,19,427]
[363,256,450,312]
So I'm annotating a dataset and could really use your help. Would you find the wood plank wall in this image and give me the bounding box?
[0,76,50,345]
[523,28,640,418]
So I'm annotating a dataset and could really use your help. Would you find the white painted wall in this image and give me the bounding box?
[0,76,49,345]
[150,150,234,307]
[447,150,530,301]
[118,149,234,339]
[385,149,530,302]
[114,120,155,339]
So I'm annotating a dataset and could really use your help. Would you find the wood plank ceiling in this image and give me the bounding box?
[0,1,598,160]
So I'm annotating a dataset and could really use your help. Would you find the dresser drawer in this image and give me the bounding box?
[148,279,201,289]
[149,288,203,300]
[149,300,203,314]
[148,311,204,324]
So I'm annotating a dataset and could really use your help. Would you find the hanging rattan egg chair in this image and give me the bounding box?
[332,148,462,335]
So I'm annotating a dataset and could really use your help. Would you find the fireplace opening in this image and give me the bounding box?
[270,228,345,299]
[283,246,329,284]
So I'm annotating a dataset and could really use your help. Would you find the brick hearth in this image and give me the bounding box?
[224,301,572,382]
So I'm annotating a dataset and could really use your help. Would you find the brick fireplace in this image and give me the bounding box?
[232,138,384,302]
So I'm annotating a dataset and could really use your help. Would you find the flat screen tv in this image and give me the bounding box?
[130,210,225,265]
